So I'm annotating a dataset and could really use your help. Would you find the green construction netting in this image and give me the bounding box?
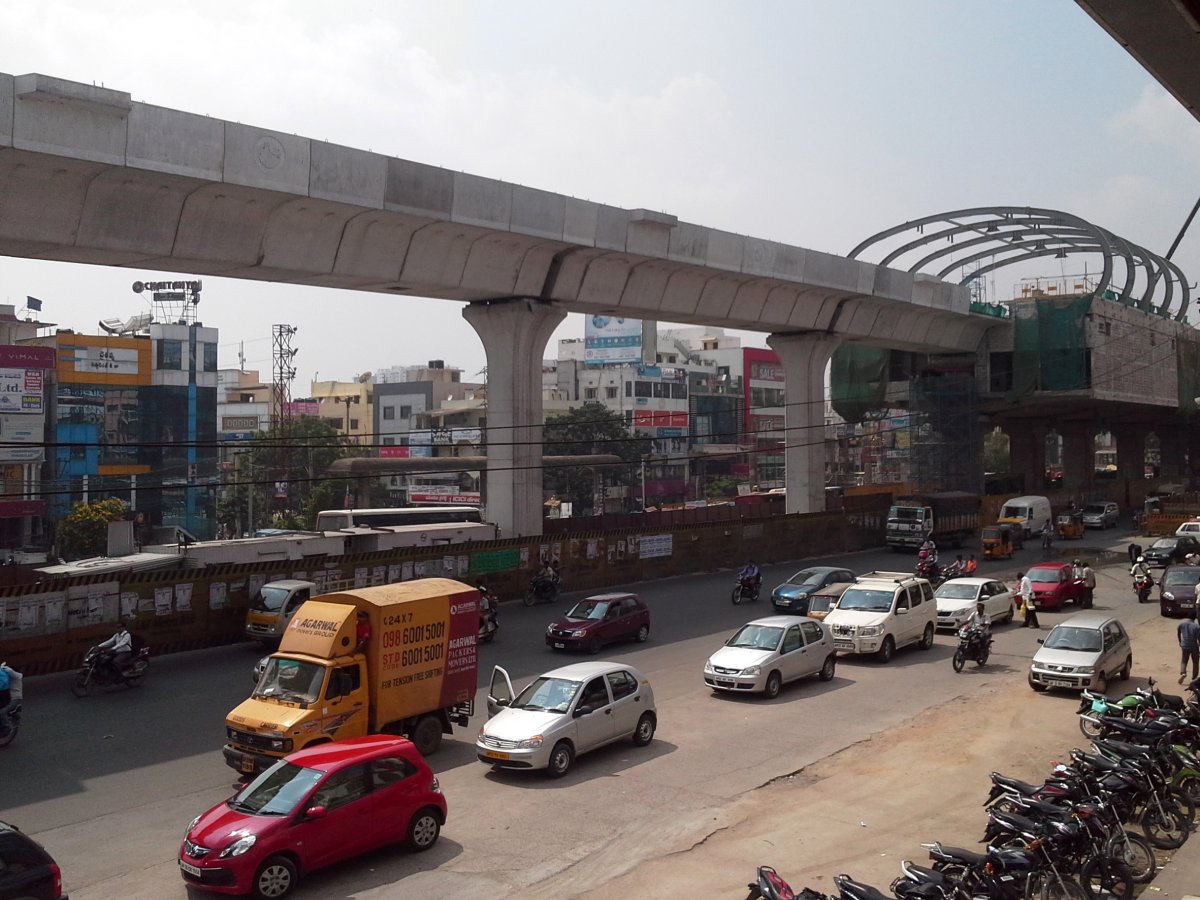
[1008,295,1092,399]
[831,345,890,423]
[1178,337,1200,414]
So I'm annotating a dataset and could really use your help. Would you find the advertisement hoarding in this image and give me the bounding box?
[0,368,45,414]
[584,315,642,365]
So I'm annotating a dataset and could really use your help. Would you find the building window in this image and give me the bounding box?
[383,437,394,446]
[671,383,687,399]
[634,381,652,398]
[383,406,395,420]
[584,387,598,400]
[400,405,412,419]
[652,382,665,398]
[158,340,182,370]
[202,343,217,372]
[988,352,1013,393]
[625,382,632,397]
[349,419,359,430]
[605,386,618,399]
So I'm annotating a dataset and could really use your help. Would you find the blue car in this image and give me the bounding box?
[771,566,856,614]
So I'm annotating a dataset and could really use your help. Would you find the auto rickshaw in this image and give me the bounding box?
[1055,511,1085,540]
[981,523,1021,559]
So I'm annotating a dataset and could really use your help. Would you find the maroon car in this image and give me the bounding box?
[1027,562,1088,611]
[545,592,651,654]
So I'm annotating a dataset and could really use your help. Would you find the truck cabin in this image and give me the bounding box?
[887,503,930,526]
[253,656,363,708]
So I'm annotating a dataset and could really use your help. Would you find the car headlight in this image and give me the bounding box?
[742,665,761,676]
[545,624,554,635]
[859,625,884,637]
[517,735,544,749]
[268,738,292,752]
[1165,592,1175,600]
[703,660,715,673]
[218,834,257,859]
[571,629,587,638]
[186,814,201,837]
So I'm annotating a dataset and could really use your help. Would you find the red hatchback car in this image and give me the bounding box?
[545,592,651,654]
[1027,562,1088,611]
[179,735,446,899]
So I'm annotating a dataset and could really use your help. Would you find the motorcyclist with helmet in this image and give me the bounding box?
[1131,555,1154,603]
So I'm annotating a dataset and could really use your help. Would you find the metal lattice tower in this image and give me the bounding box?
[271,324,299,429]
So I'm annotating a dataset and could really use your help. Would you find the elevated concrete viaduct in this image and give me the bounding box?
[0,72,1003,535]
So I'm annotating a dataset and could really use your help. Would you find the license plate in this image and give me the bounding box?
[1048,679,1074,688]
[715,679,735,687]
[239,756,255,774]
[833,640,854,650]
[178,860,202,878]
[483,750,510,761]
[553,642,565,649]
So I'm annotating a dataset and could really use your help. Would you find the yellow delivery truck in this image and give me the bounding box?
[223,578,480,776]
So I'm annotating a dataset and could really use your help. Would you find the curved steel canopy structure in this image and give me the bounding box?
[848,206,1191,322]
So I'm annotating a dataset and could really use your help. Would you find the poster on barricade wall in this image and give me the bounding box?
[639,534,673,559]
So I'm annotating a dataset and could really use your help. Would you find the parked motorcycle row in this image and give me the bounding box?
[747,677,1200,900]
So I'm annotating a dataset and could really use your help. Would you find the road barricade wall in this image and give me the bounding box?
[0,509,885,674]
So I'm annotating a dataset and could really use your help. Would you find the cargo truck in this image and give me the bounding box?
[885,491,981,550]
[224,578,478,777]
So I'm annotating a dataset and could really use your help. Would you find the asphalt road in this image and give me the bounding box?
[0,532,1151,899]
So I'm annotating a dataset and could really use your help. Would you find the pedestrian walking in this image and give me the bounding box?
[1128,542,1143,566]
[1179,612,1200,684]
[1017,570,1039,628]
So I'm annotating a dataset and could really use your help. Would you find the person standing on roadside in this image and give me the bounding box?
[1017,570,1039,628]
[1178,612,1200,685]
[1081,560,1096,609]
[1128,541,1143,566]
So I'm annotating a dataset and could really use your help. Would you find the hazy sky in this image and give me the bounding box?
[1,1,1197,386]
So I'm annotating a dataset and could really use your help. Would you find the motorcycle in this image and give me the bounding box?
[732,575,761,605]
[478,584,499,643]
[70,640,151,697]
[524,573,560,606]
[915,560,946,588]
[952,625,992,672]
[744,867,881,900]
[0,701,20,748]
[1133,572,1153,604]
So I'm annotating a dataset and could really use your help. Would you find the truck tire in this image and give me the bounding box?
[411,715,443,757]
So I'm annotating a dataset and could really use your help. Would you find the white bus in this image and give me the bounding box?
[315,506,485,531]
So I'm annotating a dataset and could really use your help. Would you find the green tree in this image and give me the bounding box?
[705,476,745,499]
[58,498,128,560]
[221,416,366,534]
[983,428,1009,473]
[542,403,651,514]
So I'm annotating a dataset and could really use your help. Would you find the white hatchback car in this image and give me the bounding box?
[935,577,1015,631]
[477,662,657,777]
[1028,611,1133,693]
[704,615,836,698]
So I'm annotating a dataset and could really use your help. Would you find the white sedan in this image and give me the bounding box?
[934,577,1015,631]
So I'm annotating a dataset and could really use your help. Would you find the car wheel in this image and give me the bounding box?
[763,670,783,699]
[819,654,836,682]
[411,715,443,757]
[406,806,441,851]
[587,635,603,655]
[875,636,895,664]
[1120,656,1132,680]
[547,740,574,778]
[632,711,656,746]
[253,855,298,900]
[634,624,650,643]
[1029,673,1050,693]
[919,623,934,650]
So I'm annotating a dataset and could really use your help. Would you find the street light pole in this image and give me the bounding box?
[641,459,646,511]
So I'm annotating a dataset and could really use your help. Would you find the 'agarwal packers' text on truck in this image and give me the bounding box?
[885,491,982,550]
[224,578,478,777]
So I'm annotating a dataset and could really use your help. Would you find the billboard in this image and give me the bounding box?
[0,368,45,413]
[0,414,44,462]
[584,315,642,365]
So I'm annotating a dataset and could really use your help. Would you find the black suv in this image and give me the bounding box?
[1143,534,1200,568]
[0,821,66,900]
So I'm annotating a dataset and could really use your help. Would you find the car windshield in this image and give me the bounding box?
[1043,626,1103,653]
[1027,567,1062,584]
[1082,505,1106,515]
[787,570,824,587]
[936,583,978,600]
[229,761,324,816]
[512,676,580,714]
[837,588,894,612]
[727,624,783,651]
[253,658,326,704]
[250,584,292,613]
[1165,569,1200,586]
[1153,539,1178,550]
[565,600,610,620]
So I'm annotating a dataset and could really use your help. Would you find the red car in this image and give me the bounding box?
[1027,563,1087,611]
[179,735,446,898]
[545,592,651,653]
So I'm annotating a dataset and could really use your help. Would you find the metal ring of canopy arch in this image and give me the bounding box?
[848,206,1190,322]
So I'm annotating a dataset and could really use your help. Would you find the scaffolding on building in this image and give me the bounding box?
[908,364,982,495]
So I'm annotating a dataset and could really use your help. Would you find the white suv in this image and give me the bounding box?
[824,571,937,663]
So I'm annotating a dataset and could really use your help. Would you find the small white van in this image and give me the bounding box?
[998,495,1052,539]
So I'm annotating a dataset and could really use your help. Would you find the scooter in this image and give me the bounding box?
[0,701,20,748]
